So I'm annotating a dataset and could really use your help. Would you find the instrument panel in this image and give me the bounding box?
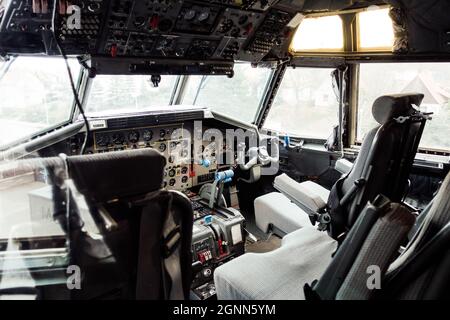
[87,122,235,191]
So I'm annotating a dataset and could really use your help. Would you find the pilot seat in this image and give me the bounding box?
[255,93,429,238]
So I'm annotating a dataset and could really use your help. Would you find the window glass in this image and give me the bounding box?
[290,15,344,52]
[358,7,394,50]
[86,75,178,114]
[0,154,99,281]
[264,67,339,139]
[358,63,450,151]
[0,57,79,149]
[182,64,272,123]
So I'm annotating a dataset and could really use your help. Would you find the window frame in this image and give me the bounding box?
[355,6,395,53]
[259,64,343,143]
[289,14,345,54]
[289,5,396,57]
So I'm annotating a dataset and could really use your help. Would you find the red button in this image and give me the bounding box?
[110,44,118,57]
[149,14,160,30]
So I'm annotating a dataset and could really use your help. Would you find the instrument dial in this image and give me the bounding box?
[170,141,178,149]
[112,133,125,145]
[180,149,189,158]
[143,129,153,141]
[184,9,196,21]
[159,143,167,152]
[128,131,140,143]
[96,134,109,147]
[198,11,210,22]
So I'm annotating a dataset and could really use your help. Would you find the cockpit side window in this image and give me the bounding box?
[0,57,80,149]
[358,63,450,151]
[263,67,339,140]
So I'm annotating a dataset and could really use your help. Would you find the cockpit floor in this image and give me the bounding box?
[245,234,281,254]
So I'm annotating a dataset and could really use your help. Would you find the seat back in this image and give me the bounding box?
[309,195,415,300]
[383,171,450,299]
[65,149,193,300]
[309,171,450,300]
[328,93,427,238]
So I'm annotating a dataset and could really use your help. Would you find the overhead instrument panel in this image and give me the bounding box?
[0,0,300,72]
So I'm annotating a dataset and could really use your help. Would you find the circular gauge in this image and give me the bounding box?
[160,129,166,138]
[181,176,188,183]
[168,169,176,177]
[184,9,196,21]
[87,2,100,13]
[143,129,153,141]
[181,167,188,175]
[112,133,125,145]
[180,149,189,158]
[169,178,176,186]
[231,27,240,38]
[170,141,178,149]
[168,156,175,163]
[198,11,210,22]
[159,143,167,152]
[96,134,109,147]
[128,130,140,143]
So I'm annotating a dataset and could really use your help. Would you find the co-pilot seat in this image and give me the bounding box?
[255,93,429,238]
[215,93,432,300]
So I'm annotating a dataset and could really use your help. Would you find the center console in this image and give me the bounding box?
[187,192,245,300]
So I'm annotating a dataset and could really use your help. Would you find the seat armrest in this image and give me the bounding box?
[274,174,330,216]
[335,158,353,175]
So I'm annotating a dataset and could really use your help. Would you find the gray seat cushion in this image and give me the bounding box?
[214,226,337,300]
[274,174,330,212]
[254,192,312,234]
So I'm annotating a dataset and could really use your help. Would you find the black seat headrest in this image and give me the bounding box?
[67,149,166,202]
[372,93,425,125]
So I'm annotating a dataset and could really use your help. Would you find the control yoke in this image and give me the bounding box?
[238,136,279,171]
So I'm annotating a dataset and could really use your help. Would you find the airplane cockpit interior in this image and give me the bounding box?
[0,0,449,303]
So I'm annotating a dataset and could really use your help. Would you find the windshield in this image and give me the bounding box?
[181,64,272,123]
[85,64,273,123]
[0,56,80,149]
[86,75,179,114]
